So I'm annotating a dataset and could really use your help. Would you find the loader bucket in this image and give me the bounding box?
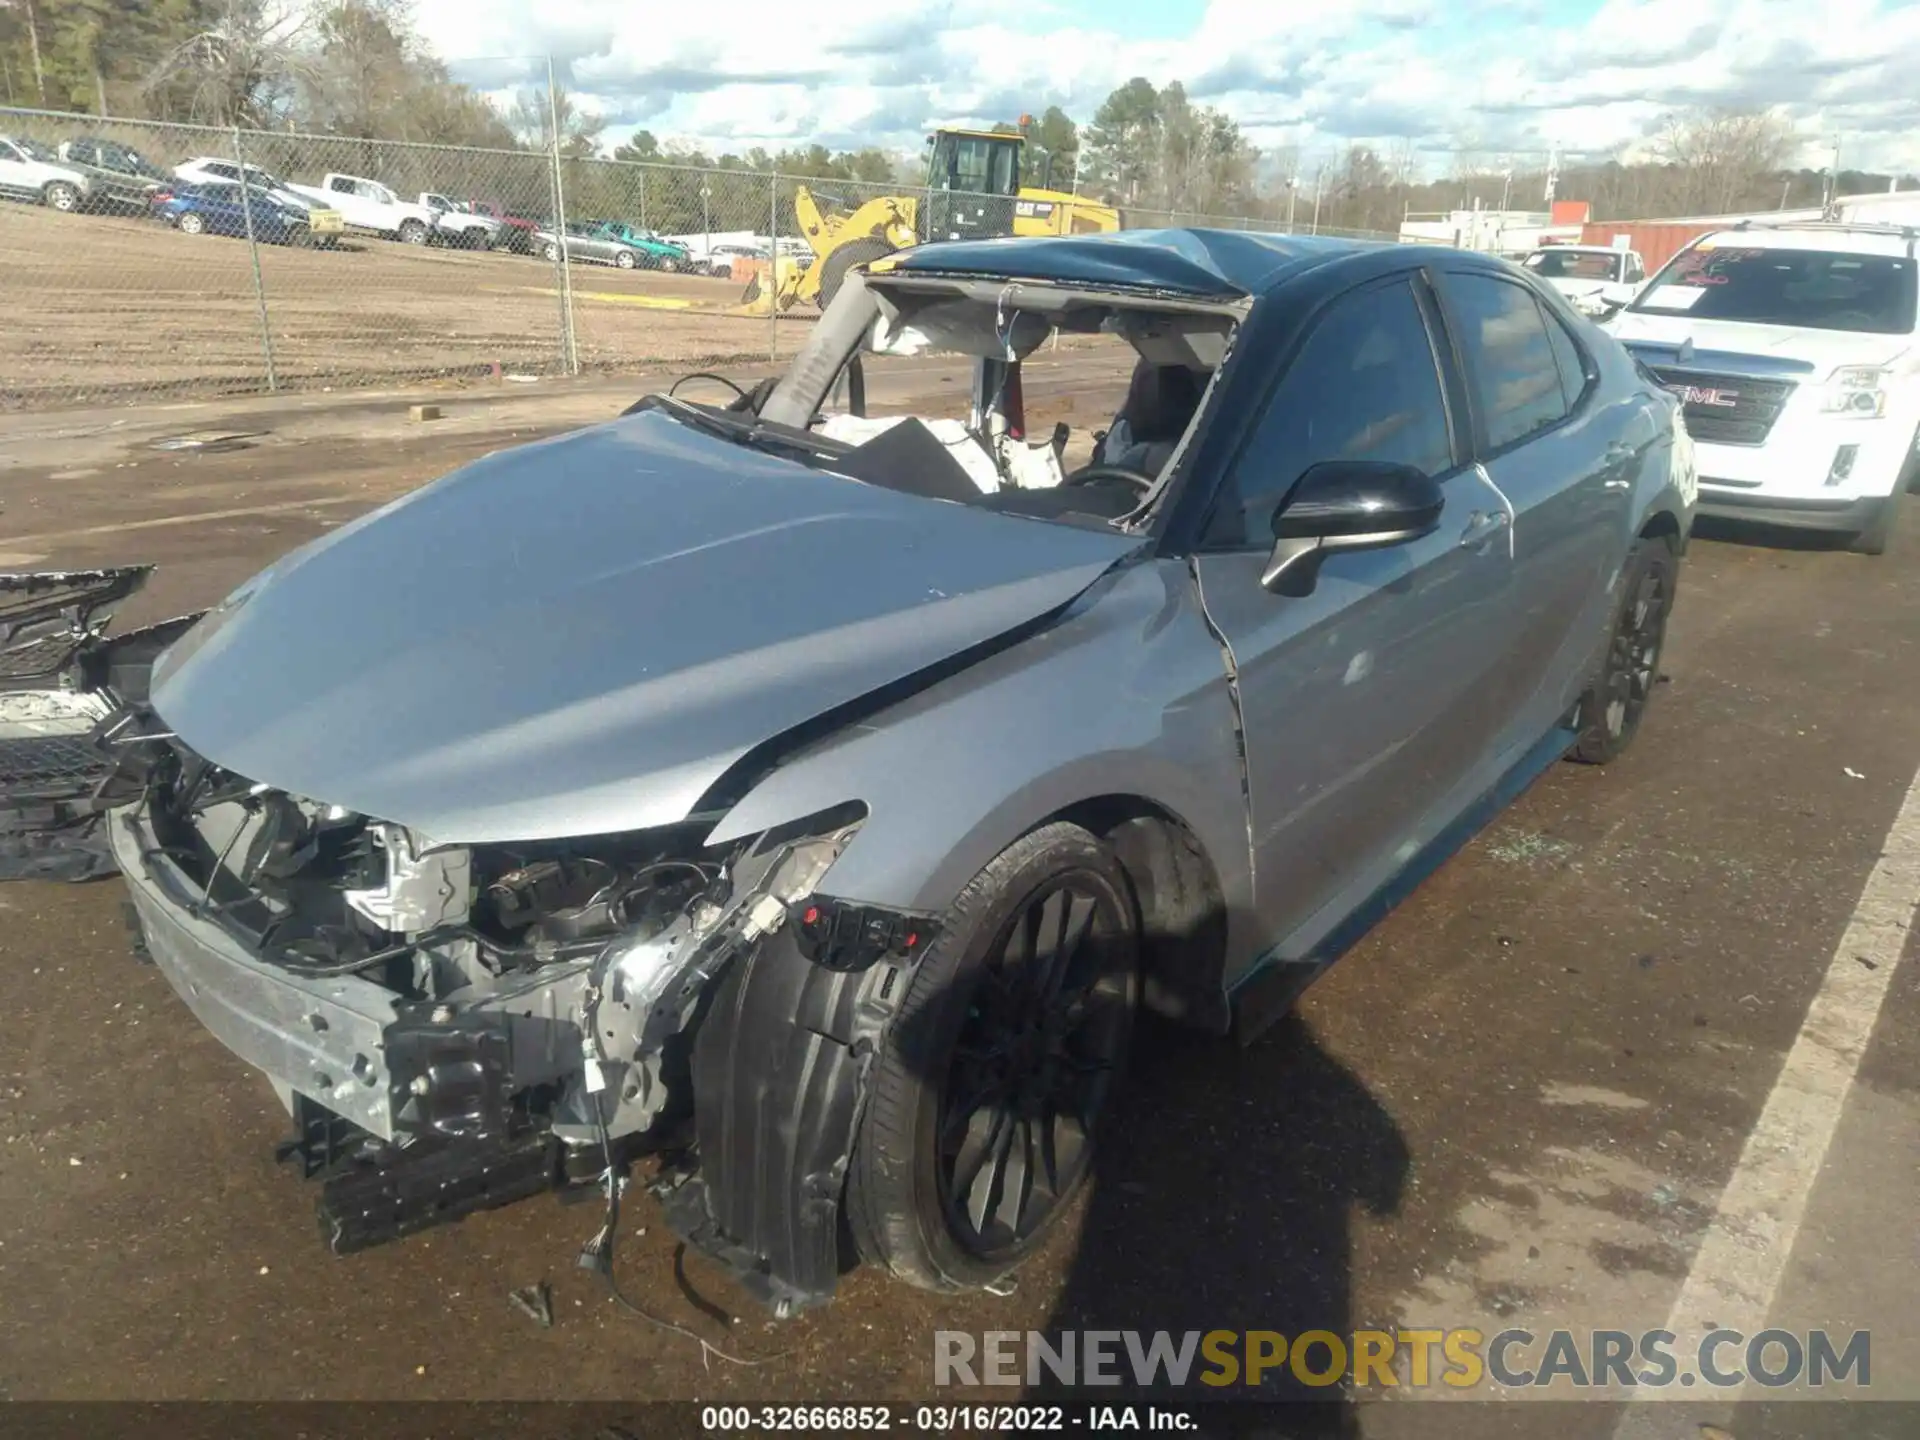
[728,258,803,318]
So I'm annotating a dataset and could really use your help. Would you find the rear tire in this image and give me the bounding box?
[542,240,559,262]
[43,181,80,212]
[816,236,896,311]
[1570,533,1678,765]
[1852,494,1899,556]
[845,821,1139,1294]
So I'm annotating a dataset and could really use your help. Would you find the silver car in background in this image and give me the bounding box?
[0,228,1695,1315]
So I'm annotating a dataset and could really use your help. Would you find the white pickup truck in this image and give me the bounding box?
[285,173,439,244]
[418,193,500,248]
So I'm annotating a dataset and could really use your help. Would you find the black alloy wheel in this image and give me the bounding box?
[1571,535,1676,764]
[935,873,1133,1258]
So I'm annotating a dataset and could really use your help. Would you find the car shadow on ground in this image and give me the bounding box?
[1690,515,1860,552]
[1027,1008,1410,1436]
[1692,487,1918,553]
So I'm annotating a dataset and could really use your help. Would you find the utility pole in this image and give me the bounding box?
[1544,145,1559,206]
[1286,172,1298,231]
[1821,137,1842,219]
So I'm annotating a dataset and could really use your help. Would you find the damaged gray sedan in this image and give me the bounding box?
[0,229,1696,1314]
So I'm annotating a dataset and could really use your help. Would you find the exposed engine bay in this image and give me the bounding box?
[78,699,934,1290]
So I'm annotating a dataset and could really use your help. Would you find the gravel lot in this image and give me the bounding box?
[0,200,814,409]
[1,367,1917,1439]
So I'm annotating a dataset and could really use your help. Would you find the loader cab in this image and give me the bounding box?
[922,128,1021,244]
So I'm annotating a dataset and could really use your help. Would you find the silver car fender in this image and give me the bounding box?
[706,557,1260,987]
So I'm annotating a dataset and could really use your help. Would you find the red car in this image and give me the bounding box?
[468,198,541,254]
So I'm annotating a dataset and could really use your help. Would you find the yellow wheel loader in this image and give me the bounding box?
[738,125,1120,315]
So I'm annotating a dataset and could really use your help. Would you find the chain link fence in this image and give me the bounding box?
[1,102,1398,413]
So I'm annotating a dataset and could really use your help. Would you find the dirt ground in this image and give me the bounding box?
[2,369,1919,1438]
[0,199,821,410]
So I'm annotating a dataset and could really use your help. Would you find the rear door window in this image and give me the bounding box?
[1541,306,1593,410]
[1443,273,1572,451]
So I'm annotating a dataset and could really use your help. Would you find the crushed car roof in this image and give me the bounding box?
[880,226,1376,299]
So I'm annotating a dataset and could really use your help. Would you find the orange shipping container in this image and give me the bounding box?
[1579,221,1720,272]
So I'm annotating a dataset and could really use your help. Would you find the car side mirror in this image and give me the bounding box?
[1599,281,1637,307]
[1263,461,1445,597]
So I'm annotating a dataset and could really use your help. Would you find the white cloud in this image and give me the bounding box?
[413,0,1920,176]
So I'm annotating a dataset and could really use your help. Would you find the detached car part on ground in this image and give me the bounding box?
[0,229,1696,1316]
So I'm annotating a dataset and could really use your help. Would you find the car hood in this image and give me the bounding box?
[1543,275,1609,297]
[148,409,1141,845]
[1608,310,1913,375]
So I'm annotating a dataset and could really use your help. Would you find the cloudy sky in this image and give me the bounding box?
[411,0,1920,176]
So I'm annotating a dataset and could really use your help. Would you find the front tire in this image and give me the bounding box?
[176,211,205,235]
[614,248,636,269]
[1570,533,1678,765]
[542,240,559,262]
[398,218,428,245]
[43,181,81,212]
[845,821,1139,1293]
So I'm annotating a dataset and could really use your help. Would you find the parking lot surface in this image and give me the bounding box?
[0,202,813,408]
[1,367,1917,1436]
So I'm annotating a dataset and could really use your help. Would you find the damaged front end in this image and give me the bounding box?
[91,703,932,1307]
[0,567,200,881]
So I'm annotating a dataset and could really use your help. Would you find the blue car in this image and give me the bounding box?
[153,181,312,245]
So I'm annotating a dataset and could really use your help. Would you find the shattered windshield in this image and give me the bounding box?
[1630,245,1919,334]
[660,281,1236,527]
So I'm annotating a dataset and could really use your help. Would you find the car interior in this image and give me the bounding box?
[654,276,1243,528]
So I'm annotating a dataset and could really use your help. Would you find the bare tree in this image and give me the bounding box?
[1651,106,1796,215]
[142,0,317,127]
[509,77,605,160]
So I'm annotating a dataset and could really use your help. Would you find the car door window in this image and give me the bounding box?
[1201,276,1456,548]
[1444,272,1571,452]
[1541,303,1593,411]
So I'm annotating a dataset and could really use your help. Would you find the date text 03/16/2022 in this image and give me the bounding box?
[698,1405,1199,1431]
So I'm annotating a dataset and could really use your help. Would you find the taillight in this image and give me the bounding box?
[152,189,173,203]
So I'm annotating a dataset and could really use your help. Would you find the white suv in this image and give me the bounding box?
[1607,222,1919,554]
[0,134,90,211]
